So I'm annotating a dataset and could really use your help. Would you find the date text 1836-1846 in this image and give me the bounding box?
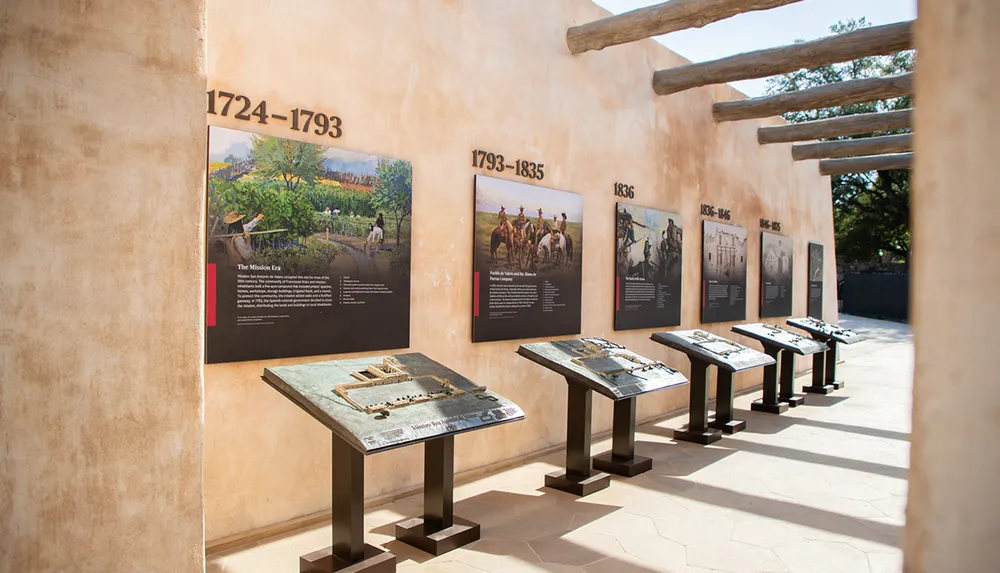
[701,203,731,221]
[472,149,544,180]
[759,219,782,232]
[207,90,342,138]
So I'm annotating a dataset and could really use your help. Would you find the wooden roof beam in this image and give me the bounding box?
[758,109,912,144]
[713,72,913,122]
[792,134,913,160]
[653,21,913,95]
[819,152,913,176]
[567,0,805,55]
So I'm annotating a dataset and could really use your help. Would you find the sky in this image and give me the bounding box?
[476,175,584,222]
[592,0,917,97]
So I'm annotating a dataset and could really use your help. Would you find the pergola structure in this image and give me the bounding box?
[567,0,914,175]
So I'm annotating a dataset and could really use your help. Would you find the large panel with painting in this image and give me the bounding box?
[808,242,824,319]
[701,220,748,323]
[760,231,793,317]
[205,126,412,363]
[472,175,583,342]
[614,204,683,330]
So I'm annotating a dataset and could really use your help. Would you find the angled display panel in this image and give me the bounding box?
[472,175,583,342]
[205,126,412,363]
[614,204,683,330]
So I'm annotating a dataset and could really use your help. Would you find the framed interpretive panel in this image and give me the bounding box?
[701,220,748,323]
[808,242,824,319]
[614,204,683,330]
[205,125,412,363]
[760,231,793,318]
[472,175,583,343]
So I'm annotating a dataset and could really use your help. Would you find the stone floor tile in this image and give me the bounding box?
[529,530,623,566]
[774,540,872,573]
[731,517,811,549]
[867,551,903,573]
[455,538,540,571]
[616,533,687,570]
[583,554,673,573]
[685,540,787,572]
[653,509,737,546]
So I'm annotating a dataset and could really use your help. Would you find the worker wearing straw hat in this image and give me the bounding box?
[223,211,264,265]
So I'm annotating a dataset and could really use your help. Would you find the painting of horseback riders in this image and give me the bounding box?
[205,126,412,363]
[472,175,583,343]
[614,204,683,330]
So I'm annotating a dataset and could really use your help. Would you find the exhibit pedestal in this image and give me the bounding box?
[593,397,653,477]
[395,437,480,556]
[751,346,789,414]
[778,350,806,407]
[708,369,746,434]
[546,381,611,496]
[802,350,835,394]
[674,358,724,445]
[302,435,396,573]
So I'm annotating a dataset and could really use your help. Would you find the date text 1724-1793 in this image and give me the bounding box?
[471,149,544,180]
[206,90,342,138]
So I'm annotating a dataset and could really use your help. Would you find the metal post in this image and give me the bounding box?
[779,350,795,399]
[762,346,780,404]
[715,369,735,423]
[332,433,365,563]
[611,397,636,461]
[565,380,594,479]
[812,350,826,388]
[825,340,839,385]
[423,436,454,533]
[688,358,710,432]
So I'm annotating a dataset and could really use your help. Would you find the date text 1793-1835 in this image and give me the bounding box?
[207,90,342,138]
[471,149,545,181]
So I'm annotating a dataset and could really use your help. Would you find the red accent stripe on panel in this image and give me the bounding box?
[473,272,480,317]
[206,264,217,327]
[615,276,620,312]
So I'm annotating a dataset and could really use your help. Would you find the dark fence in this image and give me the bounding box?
[840,272,909,322]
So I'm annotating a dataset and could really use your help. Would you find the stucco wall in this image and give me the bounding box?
[205,0,838,542]
[0,2,207,572]
[905,1,1000,571]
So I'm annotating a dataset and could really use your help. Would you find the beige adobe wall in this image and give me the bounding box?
[0,2,207,572]
[905,0,1000,571]
[204,0,838,542]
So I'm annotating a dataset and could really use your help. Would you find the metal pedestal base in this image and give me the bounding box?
[592,453,652,477]
[300,545,396,573]
[545,470,611,496]
[673,427,723,445]
[803,384,835,394]
[751,399,789,414]
[709,419,747,434]
[395,516,480,556]
[593,397,652,477]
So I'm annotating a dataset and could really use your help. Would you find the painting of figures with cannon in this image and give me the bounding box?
[205,126,412,364]
[614,204,683,330]
[207,126,411,280]
[472,175,583,343]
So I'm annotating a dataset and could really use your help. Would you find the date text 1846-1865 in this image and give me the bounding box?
[207,90,342,138]
[701,203,731,220]
[613,183,635,199]
[759,219,782,232]
[471,149,544,180]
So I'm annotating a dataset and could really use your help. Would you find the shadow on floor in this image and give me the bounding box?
[640,475,901,548]
[737,409,910,441]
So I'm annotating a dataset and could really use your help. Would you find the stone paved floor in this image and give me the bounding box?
[208,316,912,573]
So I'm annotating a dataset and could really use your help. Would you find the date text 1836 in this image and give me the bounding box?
[471,149,544,180]
[207,90,342,138]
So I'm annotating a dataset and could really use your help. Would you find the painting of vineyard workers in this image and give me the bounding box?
[207,126,412,280]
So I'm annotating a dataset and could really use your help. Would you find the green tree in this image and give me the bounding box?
[250,135,326,192]
[766,18,913,263]
[372,159,413,242]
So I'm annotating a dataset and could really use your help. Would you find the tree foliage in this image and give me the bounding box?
[372,159,413,242]
[250,135,326,192]
[213,179,316,239]
[766,18,914,263]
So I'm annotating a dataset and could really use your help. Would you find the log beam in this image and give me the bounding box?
[758,109,912,144]
[793,134,913,160]
[653,21,913,95]
[567,0,805,55]
[819,152,913,176]
[713,72,913,122]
